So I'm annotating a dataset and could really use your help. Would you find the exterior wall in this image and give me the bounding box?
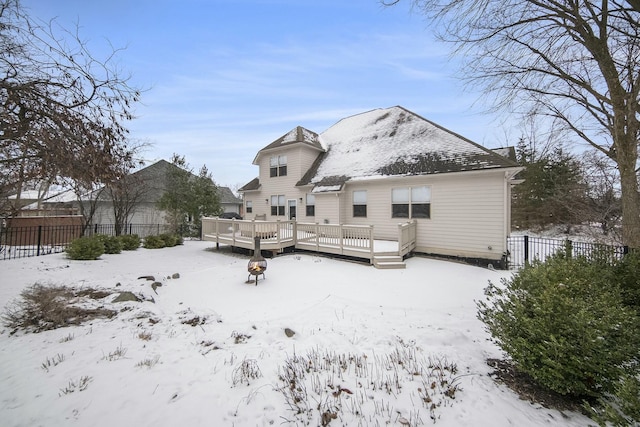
[314,170,511,261]
[245,143,514,262]
[80,202,167,225]
[245,145,322,221]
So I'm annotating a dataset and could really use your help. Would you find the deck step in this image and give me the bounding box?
[373,255,406,269]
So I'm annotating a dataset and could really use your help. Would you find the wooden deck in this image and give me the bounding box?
[201,218,417,268]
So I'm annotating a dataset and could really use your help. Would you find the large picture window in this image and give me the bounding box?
[392,186,431,219]
[305,194,315,217]
[270,195,285,216]
[352,190,367,218]
[269,155,287,177]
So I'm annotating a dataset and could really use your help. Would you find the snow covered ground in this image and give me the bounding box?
[0,241,595,426]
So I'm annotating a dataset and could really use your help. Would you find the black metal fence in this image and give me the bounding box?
[0,223,172,261]
[507,235,629,269]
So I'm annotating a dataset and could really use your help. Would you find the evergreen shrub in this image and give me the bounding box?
[66,236,105,260]
[95,234,122,254]
[588,373,640,427]
[143,235,165,249]
[477,253,640,398]
[159,233,183,247]
[118,234,141,251]
[614,249,640,311]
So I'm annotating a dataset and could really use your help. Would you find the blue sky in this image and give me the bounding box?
[21,0,516,189]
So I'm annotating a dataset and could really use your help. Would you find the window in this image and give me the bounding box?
[270,155,287,177]
[391,188,410,218]
[245,200,252,214]
[392,186,431,219]
[305,194,315,217]
[411,186,431,218]
[270,195,285,216]
[353,190,367,218]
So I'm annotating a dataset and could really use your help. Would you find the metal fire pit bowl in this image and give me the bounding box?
[247,237,267,285]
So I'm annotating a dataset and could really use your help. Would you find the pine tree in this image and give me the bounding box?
[512,139,588,230]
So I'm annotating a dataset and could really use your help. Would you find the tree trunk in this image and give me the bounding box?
[617,140,640,248]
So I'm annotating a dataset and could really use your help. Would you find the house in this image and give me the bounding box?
[238,106,522,265]
[217,186,243,216]
[72,160,236,226]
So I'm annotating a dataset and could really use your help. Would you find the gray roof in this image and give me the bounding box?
[217,186,242,204]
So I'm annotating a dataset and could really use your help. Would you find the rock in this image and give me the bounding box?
[171,273,180,279]
[113,292,141,303]
[284,328,295,338]
[151,282,163,293]
[138,275,155,281]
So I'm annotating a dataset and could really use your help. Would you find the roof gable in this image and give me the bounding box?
[217,186,242,204]
[300,106,517,191]
[254,126,324,164]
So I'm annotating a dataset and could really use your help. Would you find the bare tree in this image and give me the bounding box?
[0,0,142,215]
[386,0,640,247]
[108,170,149,236]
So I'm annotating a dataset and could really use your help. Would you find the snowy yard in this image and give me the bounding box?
[0,241,594,426]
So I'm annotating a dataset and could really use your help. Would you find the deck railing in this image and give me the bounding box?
[398,220,417,256]
[202,217,388,262]
[295,222,375,260]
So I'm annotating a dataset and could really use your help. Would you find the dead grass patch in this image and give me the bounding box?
[2,283,117,333]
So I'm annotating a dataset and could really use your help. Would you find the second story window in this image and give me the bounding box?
[270,155,287,177]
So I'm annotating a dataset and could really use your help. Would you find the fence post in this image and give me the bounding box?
[564,239,573,259]
[36,225,42,256]
[523,235,529,265]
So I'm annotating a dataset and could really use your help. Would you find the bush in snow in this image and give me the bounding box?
[66,235,104,260]
[587,373,640,426]
[118,234,141,251]
[94,234,123,254]
[614,249,640,312]
[477,253,640,398]
[143,233,182,249]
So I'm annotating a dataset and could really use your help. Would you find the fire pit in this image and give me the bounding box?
[247,237,267,285]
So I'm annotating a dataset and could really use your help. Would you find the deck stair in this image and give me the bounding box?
[373,252,406,269]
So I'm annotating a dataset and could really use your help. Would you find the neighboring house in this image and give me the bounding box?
[86,159,175,225]
[218,186,243,216]
[75,160,230,226]
[239,106,522,263]
[8,187,78,216]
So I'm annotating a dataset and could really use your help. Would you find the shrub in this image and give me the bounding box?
[588,373,640,426]
[477,253,640,398]
[118,234,140,251]
[95,234,122,254]
[159,233,182,247]
[143,234,182,249]
[66,236,104,260]
[614,249,640,311]
[143,235,165,249]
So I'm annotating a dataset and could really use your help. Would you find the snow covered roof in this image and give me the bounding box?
[217,186,242,204]
[299,106,518,192]
[253,126,323,164]
[244,106,520,193]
